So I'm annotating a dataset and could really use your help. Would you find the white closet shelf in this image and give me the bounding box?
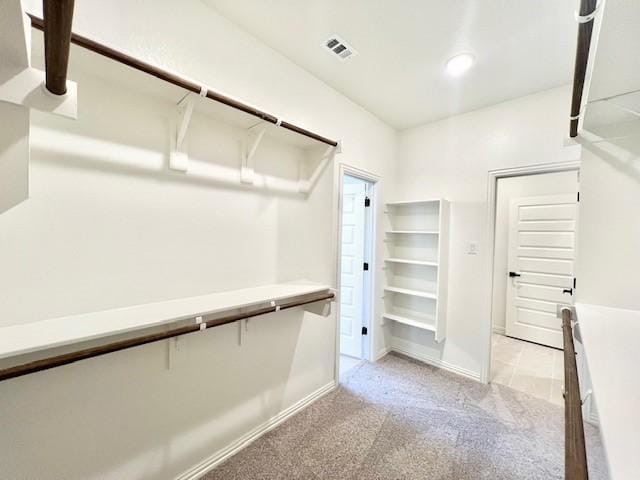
[386,199,441,206]
[382,313,436,332]
[384,286,437,300]
[0,283,332,360]
[384,258,438,267]
[385,230,439,235]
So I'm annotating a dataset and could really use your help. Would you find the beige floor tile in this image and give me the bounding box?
[550,379,564,406]
[518,346,554,375]
[552,350,565,381]
[510,366,553,401]
[491,360,515,386]
[492,340,523,366]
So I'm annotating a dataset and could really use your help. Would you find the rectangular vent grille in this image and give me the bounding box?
[324,35,357,61]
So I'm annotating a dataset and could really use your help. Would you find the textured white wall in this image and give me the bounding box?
[395,86,580,378]
[491,170,579,333]
[0,1,396,479]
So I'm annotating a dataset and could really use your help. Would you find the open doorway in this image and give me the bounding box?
[338,170,376,379]
[489,168,579,404]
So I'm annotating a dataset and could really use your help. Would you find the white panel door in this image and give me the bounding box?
[340,182,366,358]
[506,194,578,348]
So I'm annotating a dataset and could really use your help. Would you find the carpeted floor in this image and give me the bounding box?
[203,353,609,479]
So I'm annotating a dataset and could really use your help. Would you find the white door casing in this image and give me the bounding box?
[340,182,366,358]
[506,194,578,348]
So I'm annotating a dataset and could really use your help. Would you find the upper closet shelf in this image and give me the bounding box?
[27,16,340,196]
[29,16,337,150]
[0,283,332,362]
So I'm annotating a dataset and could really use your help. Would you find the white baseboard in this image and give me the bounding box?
[492,326,506,335]
[374,346,391,361]
[175,381,337,480]
[389,345,481,382]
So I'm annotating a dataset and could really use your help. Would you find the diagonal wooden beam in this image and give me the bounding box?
[43,0,75,95]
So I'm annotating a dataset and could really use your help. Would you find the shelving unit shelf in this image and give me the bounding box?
[384,258,438,267]
[383,198,449,342]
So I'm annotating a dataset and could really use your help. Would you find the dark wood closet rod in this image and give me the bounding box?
[43,0,75,95]
[29,15,338,147]
[0,291,334,382]
[562,308,589,479]
[569,0,598,138]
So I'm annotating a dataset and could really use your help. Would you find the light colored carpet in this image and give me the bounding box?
[203,352,609,479]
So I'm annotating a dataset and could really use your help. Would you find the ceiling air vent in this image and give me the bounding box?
[323,35,357,62]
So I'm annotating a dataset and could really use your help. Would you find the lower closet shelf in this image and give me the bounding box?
[0,283,333,361]
[383,313,436,332]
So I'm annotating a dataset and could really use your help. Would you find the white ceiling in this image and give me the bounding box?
[203,0,578,129]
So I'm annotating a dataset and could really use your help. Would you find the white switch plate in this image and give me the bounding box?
[468,241,479,255]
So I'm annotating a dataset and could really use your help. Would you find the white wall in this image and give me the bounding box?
[576,129,640,310]
[394,86,580,379]
[0,1,396,479]
[491,171,579,333]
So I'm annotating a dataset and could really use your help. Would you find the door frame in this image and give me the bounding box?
[482,160,581,384]
[335,163,378,385]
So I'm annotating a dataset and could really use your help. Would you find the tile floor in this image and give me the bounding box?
[491,333,564,405]
[339,354,362,377]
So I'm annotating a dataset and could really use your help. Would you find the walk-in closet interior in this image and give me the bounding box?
[1,1,638,479]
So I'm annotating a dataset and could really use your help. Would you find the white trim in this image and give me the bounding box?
[482,160,582,384]
[335,163,380,386]
[390,345,481,382]
[492,326,506,335]
[175,381,337,480]
[375,346,391,361]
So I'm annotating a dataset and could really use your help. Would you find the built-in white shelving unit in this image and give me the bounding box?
[383,199,449,342]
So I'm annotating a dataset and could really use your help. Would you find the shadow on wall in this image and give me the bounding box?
[26,61,329,201]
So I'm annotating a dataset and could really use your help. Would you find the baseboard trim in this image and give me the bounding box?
[374,346,391,361]
[389,346,482,382]
[175,381,337,480]
[492,326,506,335]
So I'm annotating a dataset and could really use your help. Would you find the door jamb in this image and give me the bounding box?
[335,163,379,385]
[482,160,581,384]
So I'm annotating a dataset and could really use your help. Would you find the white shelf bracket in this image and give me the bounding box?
[298,141,341,194]
[169,86,207,172]
[241,122,267,184]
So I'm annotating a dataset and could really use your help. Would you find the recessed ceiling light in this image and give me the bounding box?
[446,53,475,77]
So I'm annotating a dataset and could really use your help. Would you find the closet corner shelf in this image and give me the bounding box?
[385,230,439,235]
[382,313,436,332]
[384,286,437,300]
[384,258,438,267]
[0,283,333,362]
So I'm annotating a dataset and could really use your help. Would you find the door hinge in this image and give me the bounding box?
[573,277,577,289]
[577,192,580,202]
[361,326,368,335]
[363,262,369,271]
[364,196,370,207]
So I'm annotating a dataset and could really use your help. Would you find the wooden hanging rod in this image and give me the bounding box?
[562,308,589,479]
[29,15,338,148]
[569,0,598,138]
[43,0,75,95]
[0,291,334,382]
